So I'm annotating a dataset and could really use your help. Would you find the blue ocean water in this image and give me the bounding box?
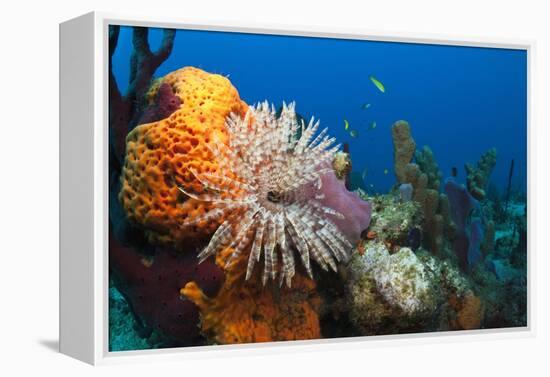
[112,26,527,195]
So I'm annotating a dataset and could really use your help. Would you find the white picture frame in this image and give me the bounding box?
[59,11,535,365]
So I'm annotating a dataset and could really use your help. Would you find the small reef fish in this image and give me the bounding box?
[344,119,350,131]
[452,166,458,177]
[361,103,371,110]
[350,129,359,138]
[383,168,389,175]
[369,121,377,130]
[362,168,368,180]
[369,76,386,93]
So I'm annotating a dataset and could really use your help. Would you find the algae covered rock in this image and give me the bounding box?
[346,241,478,334]
[347,243,442,334]
[359,244,438,314]
[367,194,423,249]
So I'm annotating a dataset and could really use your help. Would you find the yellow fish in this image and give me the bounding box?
[370,121,377,130]
[362,103,371,110]
[369,76,386,93]
[344,119,350,131]
[350,129,359,138]
[383,168,389,175]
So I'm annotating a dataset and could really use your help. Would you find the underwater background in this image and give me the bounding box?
[109,25,527,351]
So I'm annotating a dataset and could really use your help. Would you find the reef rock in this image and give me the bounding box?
[347,241,480,334]
[365,194,422,249]
[350,243,438,316]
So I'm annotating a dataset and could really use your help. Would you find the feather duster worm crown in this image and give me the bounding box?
[178,101,353,287]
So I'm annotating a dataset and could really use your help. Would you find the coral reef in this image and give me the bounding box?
[106,44,526,346]
[465,148,497,200]
[119,67,249,246]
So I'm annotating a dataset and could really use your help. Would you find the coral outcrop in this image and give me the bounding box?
[355,244,438,315]
[119,67,249,246]
[347,242,484,334]
[363,194,422,250]
[465,148,497,201]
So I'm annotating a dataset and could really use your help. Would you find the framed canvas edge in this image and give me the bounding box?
[88,11,536,365]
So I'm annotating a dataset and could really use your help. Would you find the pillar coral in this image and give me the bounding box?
[119,67,249,246]
[391,120,416,184]
[182,248,321,344]
[415,146,442,190]
[465,148,497,201]
[390,121,454,256]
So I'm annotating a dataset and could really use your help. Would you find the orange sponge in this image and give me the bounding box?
[181,248,321,344]
[449,290,484,330]
[119,67,249,246]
